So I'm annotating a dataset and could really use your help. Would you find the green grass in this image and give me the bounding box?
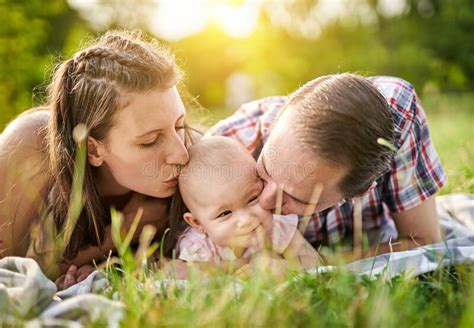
[423,93,474,194]
[102,248,474,327]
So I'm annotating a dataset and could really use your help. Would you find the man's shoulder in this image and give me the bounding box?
[369,76,416,114]
[368,76,419,148]
[206,96,286,139]
[238,96,287,112]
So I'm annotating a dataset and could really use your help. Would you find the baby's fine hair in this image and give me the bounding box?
[178,136,251,190]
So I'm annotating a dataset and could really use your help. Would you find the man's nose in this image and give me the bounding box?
[258,179,279,211]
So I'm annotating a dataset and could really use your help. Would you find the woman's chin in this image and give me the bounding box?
[141,186,177,198]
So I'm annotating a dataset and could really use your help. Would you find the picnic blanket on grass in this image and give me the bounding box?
[314,235,474,280]
[0,257,123,327]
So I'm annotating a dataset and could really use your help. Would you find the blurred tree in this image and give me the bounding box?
[369,0,474,91]
[170,0,474,109]
[0,0,90,128]
[1,0,472,124]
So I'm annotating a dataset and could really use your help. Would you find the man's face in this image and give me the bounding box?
[256,108,348,215]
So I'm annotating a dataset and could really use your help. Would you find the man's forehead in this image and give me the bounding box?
[269,107,295,136]
[261,135,318,187]
[262,121,347,201]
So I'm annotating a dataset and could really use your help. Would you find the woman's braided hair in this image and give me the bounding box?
[46,30,183,259]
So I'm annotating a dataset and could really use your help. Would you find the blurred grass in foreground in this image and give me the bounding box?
[105,263,474,327]
[102,213,474,328]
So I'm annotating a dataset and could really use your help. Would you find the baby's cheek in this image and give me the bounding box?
[207,224,232,247]
[250,206,272,230]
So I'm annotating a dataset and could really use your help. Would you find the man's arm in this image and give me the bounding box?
[355,196,442,260]
[361,77,446,259]
[392,196,442,245]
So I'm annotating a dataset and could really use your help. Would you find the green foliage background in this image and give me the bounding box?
[1,0,473,129]
[0,0,472,196]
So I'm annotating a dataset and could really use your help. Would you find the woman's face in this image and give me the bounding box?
[98,86,189,198]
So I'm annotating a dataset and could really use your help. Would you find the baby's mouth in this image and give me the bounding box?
[235,220,260,236]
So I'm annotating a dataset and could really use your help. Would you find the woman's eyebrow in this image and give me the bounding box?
[135,114,185,139]
[135,129,163,139]
[261,153,310,204]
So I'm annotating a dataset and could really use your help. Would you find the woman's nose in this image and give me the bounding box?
[166,133,189,166]
[258,179,279,211]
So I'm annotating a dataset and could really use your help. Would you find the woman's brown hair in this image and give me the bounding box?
[46,30,183,259]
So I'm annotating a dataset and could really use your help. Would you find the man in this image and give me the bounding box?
[207,74,446,257]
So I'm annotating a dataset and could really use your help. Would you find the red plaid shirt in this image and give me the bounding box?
[206,76,447,247]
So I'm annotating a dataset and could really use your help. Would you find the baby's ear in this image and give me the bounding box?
[183,212,201,230]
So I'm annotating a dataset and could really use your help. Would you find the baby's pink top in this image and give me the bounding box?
[177,214,299,262]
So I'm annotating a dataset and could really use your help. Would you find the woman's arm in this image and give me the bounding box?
[1,110,50,258]
[64,193,170,268]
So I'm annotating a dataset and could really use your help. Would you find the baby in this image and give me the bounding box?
[176,136,320,269]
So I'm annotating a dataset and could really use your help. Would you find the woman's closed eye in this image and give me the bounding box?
[139,135,161,148]
[216,210,232,219]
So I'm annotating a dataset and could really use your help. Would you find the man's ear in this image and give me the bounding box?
[183,212,202,230]
[87,136,107,167]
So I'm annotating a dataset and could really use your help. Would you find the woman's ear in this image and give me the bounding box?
[183,212,202,230]
[87,136,107,167]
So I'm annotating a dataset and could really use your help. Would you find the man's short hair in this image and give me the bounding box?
[285,73,395,197]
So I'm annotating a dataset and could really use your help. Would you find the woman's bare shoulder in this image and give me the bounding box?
[2,107,50,152]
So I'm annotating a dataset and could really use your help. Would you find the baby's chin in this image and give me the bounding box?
[227,232,262,249]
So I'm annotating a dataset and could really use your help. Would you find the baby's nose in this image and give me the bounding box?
[236,213,254,228]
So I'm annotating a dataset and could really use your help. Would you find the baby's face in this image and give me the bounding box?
[180,146,272,248]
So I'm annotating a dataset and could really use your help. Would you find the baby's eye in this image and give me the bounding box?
[217,210,232,218]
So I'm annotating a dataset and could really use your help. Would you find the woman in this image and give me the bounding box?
[0,30,192,282]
